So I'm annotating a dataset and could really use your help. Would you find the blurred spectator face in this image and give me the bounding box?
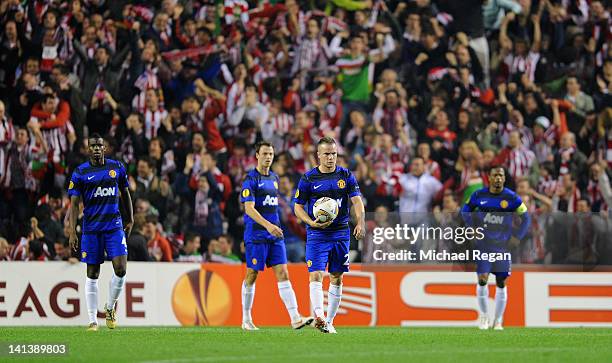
[94,47,109,66]
[149,139,162,158]
[431,95,445,110]
[590,163,602,180]
[410,158,425,177]
[84,26,96,43]
[0,238,8,259]
[514,39,528,56]
[350,111,366,129]
[374,205,389,225]
[519,0,531,12]
[591,1,605,19]
[442,194,458,211]
[208,239,219,255]
[184,236,201,254]
[91,13,103,29]
[16,128,28,146]
[161,0,176,15]
[44,11,57,29]
[26,59,40,75]
[381,69,397,88]
[459,67,471,85]
[192,133,205,153]
[279,175,293,195]
[295,112,310,129]
[263,52,275,68]
[127,114,143,132]
[406,13,420,31]
[5,21,17,40]
[135,199,151,214]
[217,236,233,256]
[573,34,585,49]
[385,91,399,108]
[566,77,580,94]
[509,131,521,148]
[458,110,469,129]
[184,20,197,37]
[354,11,366,25]
[456,45,470,64]
[416,0,431,7]
[517,179,530,195]
[307,19,319,37]
[0,101,5,119]
[137,159,153,179]
[42,96,57,113]
[349,37,364,54]
[145,89,160,110]
[381,134,393,151]
[54,241,69,259]
[154,13,169,30]
[525,94,537,113]
[483,149,495,166]
[560,132,575,148]
[577,200,590,212]
[417,143,431,160]
[434,111,449,129]
[143,222,156,240]
[234,64,247,80]
[141,47,155,64]
[533,124,544,138]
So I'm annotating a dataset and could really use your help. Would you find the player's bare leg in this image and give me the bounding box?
[272,264,314,329]
[105,255,127,329]
[86,264,101,331]
[241,268,259,330]
[493,276,508,330]
[477,273,490,330]
[309,271,329,333]
[325,272,343,334]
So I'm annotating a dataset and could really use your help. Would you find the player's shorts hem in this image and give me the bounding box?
[81,227,122,235]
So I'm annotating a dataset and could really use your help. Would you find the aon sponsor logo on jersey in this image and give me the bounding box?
[94,186,116,197]
[263,195,278,206]
[483,213,504,224]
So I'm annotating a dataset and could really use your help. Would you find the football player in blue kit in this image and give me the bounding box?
[68,134,134,331]
[240,141,313,331]
[294,137,366,334]
[461,166,531,330]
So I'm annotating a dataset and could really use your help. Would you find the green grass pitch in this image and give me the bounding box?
[2,327,612,362]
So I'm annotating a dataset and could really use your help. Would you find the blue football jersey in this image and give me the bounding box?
[461,187,529,250]
[294,166,361,242]
[240,169,282,243]
[67,159,129,233]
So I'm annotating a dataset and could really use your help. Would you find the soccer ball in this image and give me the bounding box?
[313,197,339,223]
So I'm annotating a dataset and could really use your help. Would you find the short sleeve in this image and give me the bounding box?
[347,171,361,198]
[240,176,256,203]
[293,176,310,205]
[118,162,129,189]
[67,170,81,197]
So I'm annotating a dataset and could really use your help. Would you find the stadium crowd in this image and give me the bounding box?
[0,0,611,265]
